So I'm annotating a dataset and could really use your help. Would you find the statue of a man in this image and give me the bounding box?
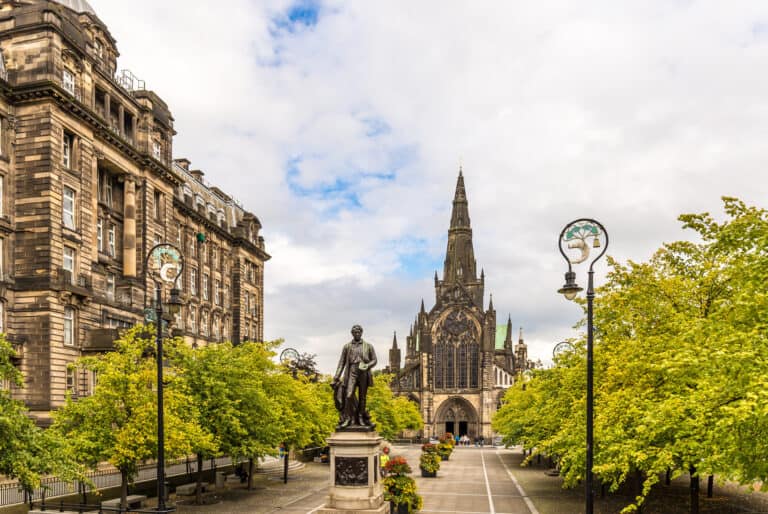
[332,324,377,429]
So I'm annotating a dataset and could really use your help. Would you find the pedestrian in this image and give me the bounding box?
[455,434,460,446]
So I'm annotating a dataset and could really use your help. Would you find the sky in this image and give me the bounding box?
[90,0,768,373]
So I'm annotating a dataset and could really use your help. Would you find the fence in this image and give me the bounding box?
[0,455,231,507]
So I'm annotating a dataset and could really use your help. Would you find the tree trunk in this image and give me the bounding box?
[120,468,129,511]
[707,475,714,498]
[248,458,254,490]
[690,466,699,514]
[196,453,204,505]
[665,468,671,486]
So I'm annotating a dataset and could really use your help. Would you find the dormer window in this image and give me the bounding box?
[62,69,75,95]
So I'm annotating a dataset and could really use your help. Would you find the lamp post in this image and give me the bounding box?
[557,219,608,514]
[146,244,184,514]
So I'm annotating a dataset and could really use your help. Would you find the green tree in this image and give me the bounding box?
[0,335,83,494]
[52,325,213,509]
[493,198,768,513]
[368,374,423,440]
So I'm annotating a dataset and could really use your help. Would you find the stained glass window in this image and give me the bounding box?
[458,344,468,388]
[446,345,455,388]
[434,343,443,389]
[470,343,479,388]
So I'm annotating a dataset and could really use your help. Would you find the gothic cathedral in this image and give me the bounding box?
[388,171,533,440]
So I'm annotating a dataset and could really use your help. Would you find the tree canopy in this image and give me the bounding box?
[493,198,768,513]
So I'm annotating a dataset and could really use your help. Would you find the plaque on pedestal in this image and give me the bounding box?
[316,430,389,514]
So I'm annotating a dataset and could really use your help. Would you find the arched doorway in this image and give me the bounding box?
[434,397,478,438]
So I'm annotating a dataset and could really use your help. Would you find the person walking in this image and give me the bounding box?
[380,446,390,477]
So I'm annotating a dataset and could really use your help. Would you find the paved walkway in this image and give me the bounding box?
[160,445,768,514]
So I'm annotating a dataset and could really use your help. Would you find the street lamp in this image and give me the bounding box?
[557,219,608,514]
[146,243,184,514]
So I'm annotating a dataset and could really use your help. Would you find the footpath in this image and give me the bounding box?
[87,446,768,514]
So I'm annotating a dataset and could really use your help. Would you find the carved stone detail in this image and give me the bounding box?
[335,457,368,486]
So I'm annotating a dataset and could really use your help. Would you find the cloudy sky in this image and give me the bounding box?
[92,0,768,373]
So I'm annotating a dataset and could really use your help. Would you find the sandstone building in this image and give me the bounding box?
[0,0,269,423]
[389,172,534,440]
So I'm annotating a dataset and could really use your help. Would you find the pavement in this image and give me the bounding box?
[157,445,768,514]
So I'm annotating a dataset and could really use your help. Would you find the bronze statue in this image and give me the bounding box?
[332,324,377,429]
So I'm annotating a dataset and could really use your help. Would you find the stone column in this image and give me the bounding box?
[123,177,137,277]
[118,104,125,136]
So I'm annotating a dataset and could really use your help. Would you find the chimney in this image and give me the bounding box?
[190,169,205,181]
[173,158,191,171]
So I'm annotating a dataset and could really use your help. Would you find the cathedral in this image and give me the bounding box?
[388,171,534,440]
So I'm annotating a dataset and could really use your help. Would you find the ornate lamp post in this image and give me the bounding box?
[557,219,608,514]
[146,244,184,513]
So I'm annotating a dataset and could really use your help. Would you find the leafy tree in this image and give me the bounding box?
[493,198,768,513]
[52,325,214,509]
[0,335,84,494]
[368,374,423,440]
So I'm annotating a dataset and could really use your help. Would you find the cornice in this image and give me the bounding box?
[9,80,182,186]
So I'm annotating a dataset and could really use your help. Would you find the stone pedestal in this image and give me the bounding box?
[316,430,389,514]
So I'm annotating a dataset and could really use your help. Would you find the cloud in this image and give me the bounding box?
[91,0,768,372]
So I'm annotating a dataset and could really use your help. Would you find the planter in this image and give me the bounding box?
[390,501,409,514]
[421,468,437,478]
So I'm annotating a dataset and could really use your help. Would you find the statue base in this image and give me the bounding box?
[316,430,388,513]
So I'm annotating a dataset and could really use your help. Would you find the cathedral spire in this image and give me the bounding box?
[420,299,426,314]
[443,170,477,283]
[519,327,524,342]
[392,331,398,349]
[488,294,494,312]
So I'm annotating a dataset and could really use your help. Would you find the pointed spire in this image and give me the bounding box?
[488,294,494,312]
[519,326,524,342]
[443,170,477,283]
[434,270,439,286]
[420,299,426,314]
[392,331,398,349]
[505,315,513,346]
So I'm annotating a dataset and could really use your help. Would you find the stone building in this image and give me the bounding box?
[0,0,269,423]
[389,171,534,440]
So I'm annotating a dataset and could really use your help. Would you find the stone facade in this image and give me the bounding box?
[389,171,533,440]
[0,0,269,423]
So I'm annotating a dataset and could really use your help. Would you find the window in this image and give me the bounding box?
[212,316,219,339]
[154,233,162,246]
[94,39,103,59]
[152,140,162,160]
[106,273,115,300]
[104,176,113,207]
[97,218,103,252]
[89,370,98,395]
[154,191,163,220]
[202,274,209,301]
[0,175,4,216]
[66,367,76,395]
[62,69,75,95]
[214,279,221,306]
[108,224,116,257]
[190,269,197,296]
[176,224,182,245]
[188,308,196,332]
[244,294,249,314]
[63,187,75,228]
[201,310,208,336]
[202,243,208,264]
[63,246,75,275]
[63,132,73,168]
[188,235,196,258]
[63,307,75,346]
[212,247,218,269]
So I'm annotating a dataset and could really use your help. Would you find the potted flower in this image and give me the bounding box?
[419,450,440,477]
[437,436,453,461]
[382,456,422,514]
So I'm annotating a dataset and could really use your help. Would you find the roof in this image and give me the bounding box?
[495,324,509,350]
[53,0,97,15]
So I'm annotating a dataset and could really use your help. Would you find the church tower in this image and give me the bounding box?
[389,332,401,373]
[391,169,524,441]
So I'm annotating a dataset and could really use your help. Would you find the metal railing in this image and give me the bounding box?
[0,455,231,507]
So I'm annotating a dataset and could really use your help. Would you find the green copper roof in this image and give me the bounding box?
[495,324,509,350]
